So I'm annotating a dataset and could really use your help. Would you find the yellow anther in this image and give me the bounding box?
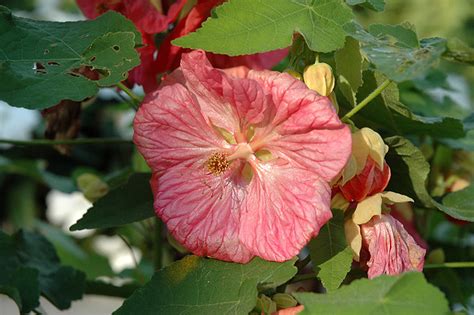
[206,152,230,176]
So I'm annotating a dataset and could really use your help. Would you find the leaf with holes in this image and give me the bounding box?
[114,256,297,314]
[308,209,353,292]
[344,22,446,82]
[173,0,353,55]
[0,6,141,109]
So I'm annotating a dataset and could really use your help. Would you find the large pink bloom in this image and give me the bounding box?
[360,214,426,278]
[134,50,351,263]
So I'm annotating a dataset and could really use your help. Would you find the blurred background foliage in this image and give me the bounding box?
[0,0,473,313]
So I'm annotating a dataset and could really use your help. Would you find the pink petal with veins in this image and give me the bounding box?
[133,50,351,262]
[360,214,426,278]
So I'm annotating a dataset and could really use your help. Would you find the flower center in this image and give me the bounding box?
[206,152,230,176]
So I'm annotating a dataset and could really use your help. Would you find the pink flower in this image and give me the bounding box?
[76,0,185,34]
[133,50,351,263]
[360,214,426,278]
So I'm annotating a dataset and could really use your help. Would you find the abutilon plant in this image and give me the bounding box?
[0,0,473,314]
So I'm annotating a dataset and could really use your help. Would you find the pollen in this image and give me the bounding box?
[206,152,230,176]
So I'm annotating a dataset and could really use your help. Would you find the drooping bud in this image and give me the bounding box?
[303,62,335,96]
[76,173,109,203]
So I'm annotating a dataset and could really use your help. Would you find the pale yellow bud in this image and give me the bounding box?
[284,69,303,81]
[303,62,335,96]
[351,128,388,174]
[344,219,362,261]
[352,192,413,225]
[77,173,109,203]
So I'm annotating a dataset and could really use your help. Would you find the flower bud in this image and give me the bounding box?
[77,173,109,203]
[303,62,335,96]
[334,128,391,202]
[272,293,297,309]
[284,69,303,81]
[255,295,277,314]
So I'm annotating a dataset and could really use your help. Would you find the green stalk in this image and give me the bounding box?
[341,79,392,122]
[116,82,142,109]
[424,262,474,269]
[153,218,163,270]
[0,138,133,146]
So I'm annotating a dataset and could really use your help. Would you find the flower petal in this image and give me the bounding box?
[180,50,268,132]
[360,214,426,279]
[133,83,225,173]
[239,160,332,261]
[156,163,253,263]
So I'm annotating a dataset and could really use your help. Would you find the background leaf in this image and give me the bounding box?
[71,173,155,230]
[173,0,353,55]
[347,71,465,139]
[114,256,297,315]
[0,230,86,311]
[0,7,141,109]
[345,0,385,11]
[344,22,446,82]
[335,37,363,106]
[294,272,449,315]
[385,136,474,222]
[308,209,353,292]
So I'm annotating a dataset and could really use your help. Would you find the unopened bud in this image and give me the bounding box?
[272,293,297,309]
[284,69,303,81]
[255,295,277,314]
[303,62,335,96]
[77,173,109,203]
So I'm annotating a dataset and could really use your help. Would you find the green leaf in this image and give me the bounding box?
[384,136,433,207]
[442,38,474,65]
[0,7,141,109]
[344,22,446,82]
[0,230,86,311]
[3,267,40,313]
[348,71,465,139]
[37,221,114,279]
[294,272,449,315]
[70,173,154,230]
[114,256,297,315]
[335,37,363,106]
[308,209,353,292]
[385,136,474,222]
[436,185,474,222]
[173,0,353,55]
[345,0,385,12]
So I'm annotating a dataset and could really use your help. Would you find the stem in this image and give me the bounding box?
[85,280,140,298]
[0,138,133,146]
[341,79,391,122]
[424,262,474,269]
[153,218,163,270]
[116,82,142,109]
